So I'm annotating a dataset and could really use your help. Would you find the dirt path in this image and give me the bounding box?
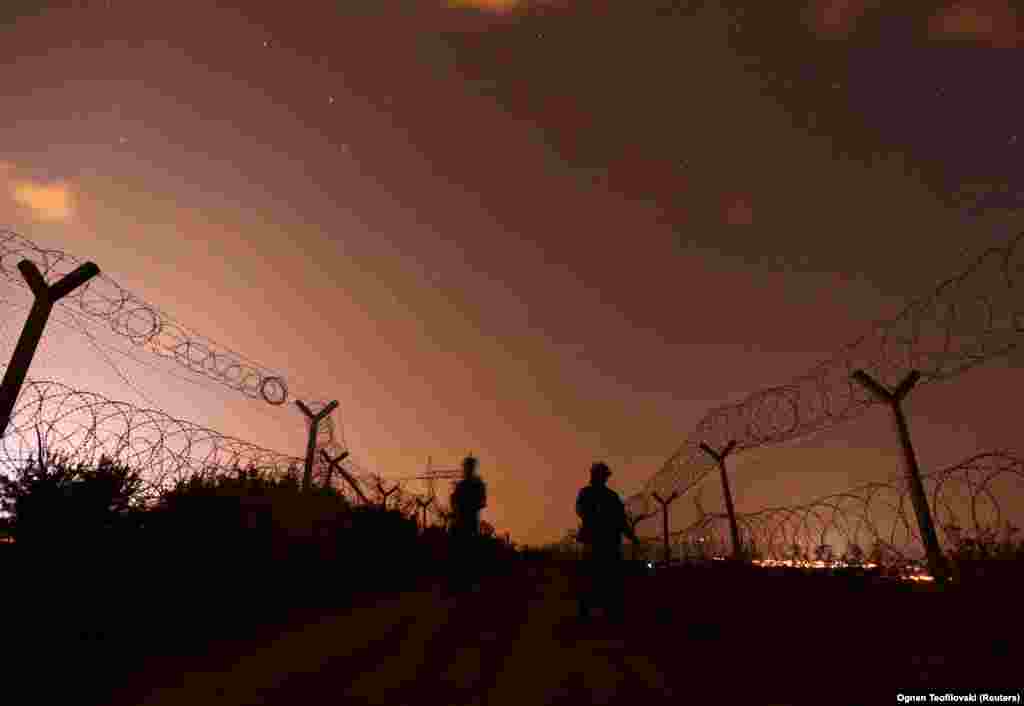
[105,565,1024,705]
[108,566,682,706]
[483,566,678,706]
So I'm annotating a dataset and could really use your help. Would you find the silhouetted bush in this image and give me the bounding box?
[148,467,450,594]
[340,504,420,590]
[476,532,519,574]
[944,523,1024,584]
[520,540,581,563]
[150,466,353,577]
[0,447,145,552]
[4,441,530,652]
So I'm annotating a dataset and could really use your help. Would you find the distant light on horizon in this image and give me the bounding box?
[445,0,523,12]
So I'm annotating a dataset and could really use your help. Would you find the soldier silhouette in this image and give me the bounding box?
[575,462,637,621]
[448,455,487,594]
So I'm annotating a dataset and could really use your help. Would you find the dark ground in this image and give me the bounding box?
[7,556,1021,705]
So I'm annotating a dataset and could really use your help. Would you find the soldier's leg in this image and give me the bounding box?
[458,529,474,592]
[608,547,626,621]
[577,544,594,618]
[591,543,614,614]
[468,531,482,592]
[447,527,467,594]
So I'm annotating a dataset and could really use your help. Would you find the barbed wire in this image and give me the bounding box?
[0,377,305,499]
[0,228,293,406]
[0,375,439,516]
[635,230,1024,518]
[0,291,351,460]
[0,230,441,519]
[667,451,1024,565]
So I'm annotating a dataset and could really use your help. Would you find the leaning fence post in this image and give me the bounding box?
[0,260,100,438]
[698,440,742,560]
[652,490,680,564]
[318,448,350,490]
[320,448,369,505]
[295,400,338,492]
[852,369,948,583]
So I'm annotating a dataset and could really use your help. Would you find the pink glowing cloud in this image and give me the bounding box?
[1,162,76,223]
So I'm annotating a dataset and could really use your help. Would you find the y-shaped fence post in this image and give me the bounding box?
[415,496,434,531]
[320,448,369,505]
[374,478,399,510]
[295,400,338,492]
[699,440,742,560]
[852,370,948,583]
[438,508,453,532]
[0,260,100,438]
[652,490,680,564]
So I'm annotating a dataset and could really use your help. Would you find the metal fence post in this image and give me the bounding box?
[652,490,680,563]
[699,440,742,560]
[374,477,399,510]
[0,260,100,438]
[415,496,434,531]
[319,448,369,504]
[295,400,338,492]
[852,370,948,583]
[318,448,350,489]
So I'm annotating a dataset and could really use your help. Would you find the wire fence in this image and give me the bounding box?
[0,376,438,513]
[667,451,1024,565]
[0,227,441,511]
[0,228,292,406]
[0,377,303,499]
[633,231,1024,519]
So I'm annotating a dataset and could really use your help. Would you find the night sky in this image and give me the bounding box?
[1,0,1021,546]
